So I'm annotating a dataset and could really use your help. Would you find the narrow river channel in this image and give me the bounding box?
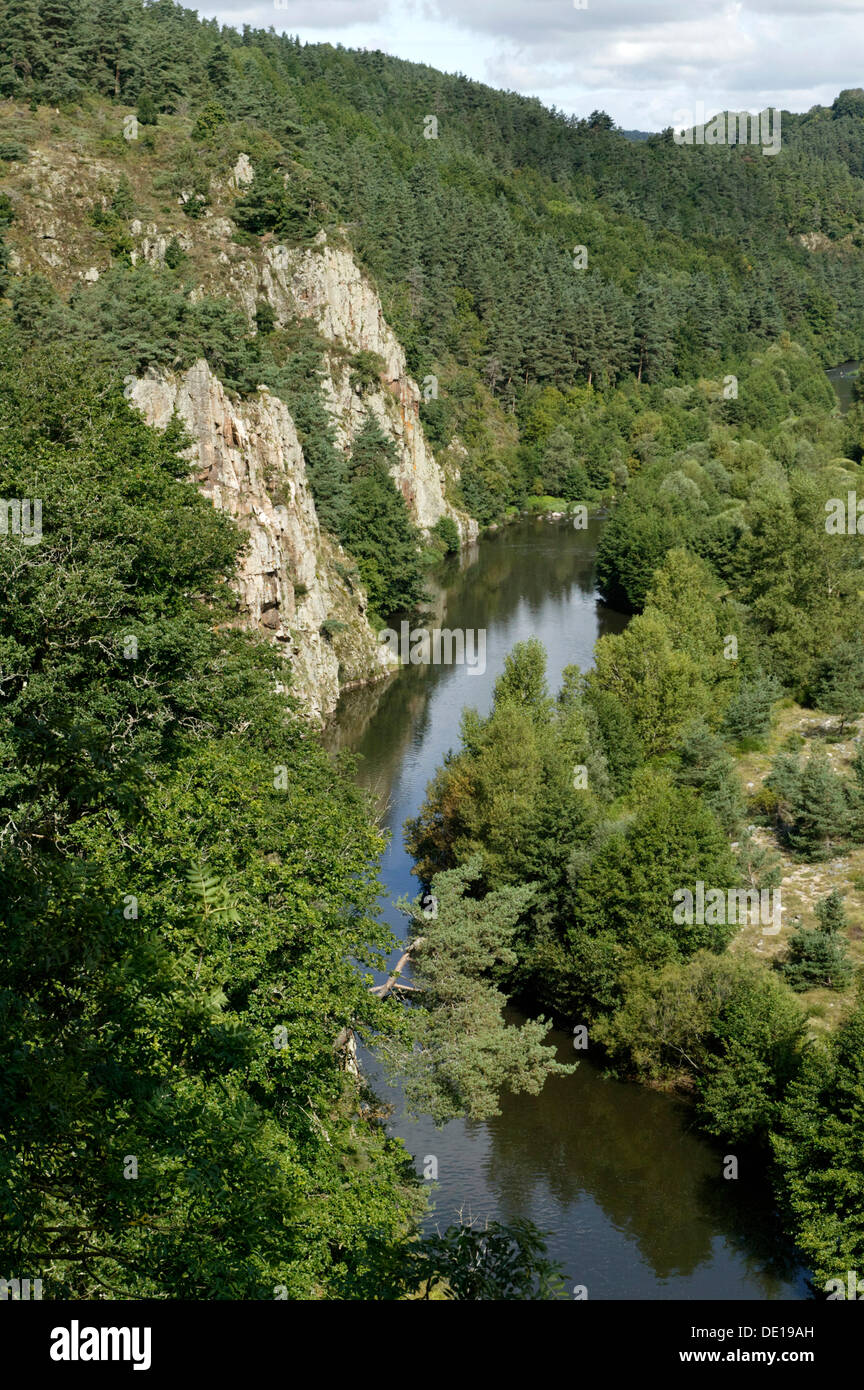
[326,516,809,1299]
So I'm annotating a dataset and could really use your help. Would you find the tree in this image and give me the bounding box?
[589,611,710,755]
[341,415,426,619]
[573,777,739,974]
[814,641,864,732]
[389,862,573,1125]
[192,99,227,142]
[0,0,46,96]
[493,637,553,721]
[644,548,726,679]
[721,674,781,744]
[431,515,460,554]
[768,746,849,858]
[599,953,807,1143]
[675,722,745,834]
[136,86,158,126]
[233,157,319,243]
[779,891,853,992]
[772,991,864,1290]
[540,426,589,499]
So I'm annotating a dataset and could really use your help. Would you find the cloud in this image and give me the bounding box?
[203,0,864,127]
[208,0,390,28]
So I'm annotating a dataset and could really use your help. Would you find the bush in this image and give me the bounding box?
[721,674,782,743]
[192,101,228,142]
[136,89,159,127]
[431,515,460,555]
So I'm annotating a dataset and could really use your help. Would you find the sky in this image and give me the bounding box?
[196,0,864,130]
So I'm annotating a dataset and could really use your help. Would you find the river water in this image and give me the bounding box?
[327,516,808,1299]
[826,360,860,412]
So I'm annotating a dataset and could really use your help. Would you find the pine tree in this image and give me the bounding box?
[0,0,47,96]
[341,415,426,619]
[787,748,848,857]
[136,86,158,125]
[781,890,853,992]
[814,640,864,732]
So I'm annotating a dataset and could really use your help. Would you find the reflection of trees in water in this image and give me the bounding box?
[480,1041,795,1296]
[695,1164,808,1291]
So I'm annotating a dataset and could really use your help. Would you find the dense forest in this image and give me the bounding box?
[4,0,864,530]
[1,0,864,1300]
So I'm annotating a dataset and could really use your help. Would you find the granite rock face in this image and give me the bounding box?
[125,358,396,722]
[256,240,477,542]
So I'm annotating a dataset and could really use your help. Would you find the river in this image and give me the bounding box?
[826,359,860,413]
[326,515,808,1299]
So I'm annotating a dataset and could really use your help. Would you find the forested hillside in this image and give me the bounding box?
[3,0,864,525]
[2,0,864,1301]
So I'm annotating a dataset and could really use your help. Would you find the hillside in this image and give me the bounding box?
[2,0,864,1305]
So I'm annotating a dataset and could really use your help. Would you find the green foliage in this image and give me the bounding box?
[767,745,851,857]
[410,1218,567,1301]
[431,515,460,555]
[341,415,426,620]
[391,862,571,1125]
[721,675,782,744]
[136,87,158,126]
[572,777,739,978]
[407,643,604,905]
[772,990,864,1290]
[493,636,554,720]
[598,953,807,1143]
[813,641,864,730]
[589,611,709,755]
[185,863,241,926]
[674,722,745,834]
[0,326,550,1299]
[348,349,385,394]
[163,236,186,270]
[779,891,853,992]
[192,100,227,142]
[233,157,321,245]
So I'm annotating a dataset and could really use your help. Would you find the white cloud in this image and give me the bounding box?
[201,0,864,127]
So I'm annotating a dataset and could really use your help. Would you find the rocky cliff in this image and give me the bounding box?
[125,357,396,723]
[207,228,475,542]
[3,126,477,718]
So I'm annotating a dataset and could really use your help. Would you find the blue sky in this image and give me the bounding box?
[198,0,864,129]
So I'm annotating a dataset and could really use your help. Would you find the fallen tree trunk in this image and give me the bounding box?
[333,937,425,1069]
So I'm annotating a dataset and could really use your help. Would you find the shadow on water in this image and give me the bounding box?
[326,516,809,1300]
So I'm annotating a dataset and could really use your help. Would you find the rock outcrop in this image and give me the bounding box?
[125,358,396,722]
[246,238,476,542]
